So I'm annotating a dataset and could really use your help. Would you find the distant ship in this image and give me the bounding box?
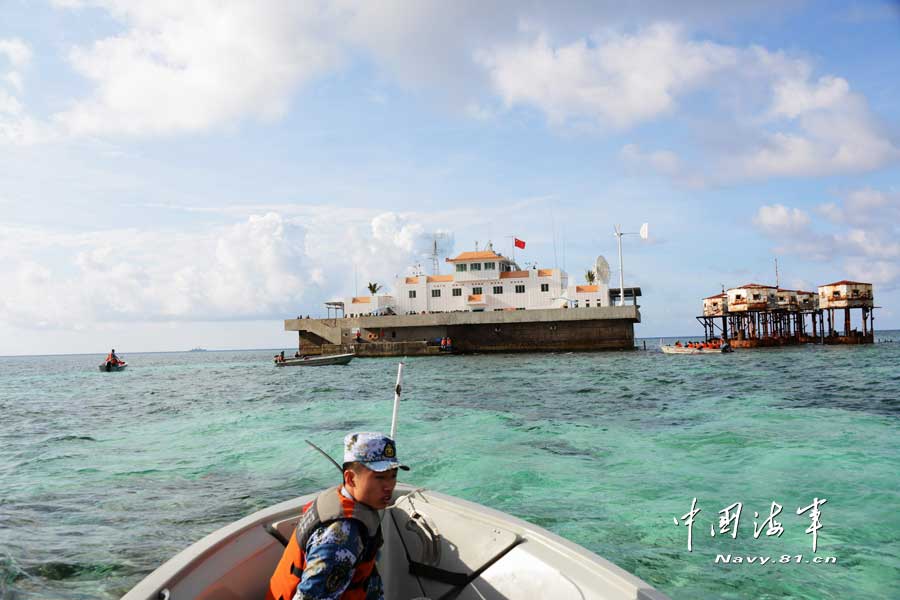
[189,347,208,352]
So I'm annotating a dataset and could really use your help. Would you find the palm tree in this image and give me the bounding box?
[367,282,382,295]
[584,270,596,284]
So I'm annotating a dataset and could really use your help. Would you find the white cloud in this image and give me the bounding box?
[770,74,849,119]
[844,258,900,290]
[753,189,900,288]
[621,143,682,176]
[818,188,900,226]
[752,204,811,234]
[0,39,31,69]
[477,24,736,128]
[0,211,440,330]
[0,38,31,122]
[52,0,343,137]
[3,4,895,184]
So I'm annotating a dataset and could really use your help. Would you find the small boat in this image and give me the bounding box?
[661,344,731,354]
[122,484,669,600]
[275,353,354,367]
[98,361,128,372]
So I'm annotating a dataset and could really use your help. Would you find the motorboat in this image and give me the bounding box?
[275,353,354,367]
[98,361,127,372]
[122,483,669,600]
[660,343,731,355]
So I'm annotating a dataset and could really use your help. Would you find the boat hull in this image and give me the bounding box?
[660,346,728,354]
[275,353,354,367]
[98,362,127,371]
[122,484,668,600]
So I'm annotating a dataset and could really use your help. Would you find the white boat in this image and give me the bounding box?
[98,361,127,372]
[275,353,354,367]
[660,344,730,354]
[122,483,669,600]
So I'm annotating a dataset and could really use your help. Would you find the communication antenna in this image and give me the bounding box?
[595,256,611,284]
[613,222,649,306]
[775,257,780,289]
[426,232,453,275]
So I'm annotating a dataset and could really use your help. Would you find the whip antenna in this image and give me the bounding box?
[390,362,404,440]
[305,440,342,473]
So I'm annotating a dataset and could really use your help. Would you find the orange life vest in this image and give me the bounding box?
[266,486,382,600]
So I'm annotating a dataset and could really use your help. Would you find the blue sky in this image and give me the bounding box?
[1,0,899,355]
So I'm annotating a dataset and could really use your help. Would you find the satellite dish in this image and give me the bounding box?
[595,256,610,284]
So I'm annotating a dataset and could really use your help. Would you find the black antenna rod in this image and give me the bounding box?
[305,440,343,473]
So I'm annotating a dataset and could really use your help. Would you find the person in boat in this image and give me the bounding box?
[105,349,121,366]
[674,341,681,347]
[267,432,409,600]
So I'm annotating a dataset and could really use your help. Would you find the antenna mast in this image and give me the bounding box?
[775,257,780,288]
[431,239,439,275]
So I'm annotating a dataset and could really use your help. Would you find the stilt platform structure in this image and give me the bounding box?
[697,280,875,348]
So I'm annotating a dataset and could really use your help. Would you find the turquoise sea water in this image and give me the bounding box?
[1,335,899,600]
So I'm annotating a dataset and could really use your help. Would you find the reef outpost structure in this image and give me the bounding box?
[285,246,642,356]
[697,280,875,348]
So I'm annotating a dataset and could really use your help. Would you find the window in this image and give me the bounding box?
[833,290,840,297]
[455,264,467,272]
[452,288,462,297]
[431,289,441,298]
[540,283,549,292]
[472,287,483,295]
[852,289,859,297]
[735,294,743,300]
[408,290,416,299]
[493,286,503,294]
[752,294,761,300]
[470,262,481,271]
[585,301,591,307]
[391,331,396,338]
[515,285,525,294]
[484,262,495,270]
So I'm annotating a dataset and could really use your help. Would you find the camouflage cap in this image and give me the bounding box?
[343,432,409,472]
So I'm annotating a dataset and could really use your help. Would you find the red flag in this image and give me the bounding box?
[514,238,526,249]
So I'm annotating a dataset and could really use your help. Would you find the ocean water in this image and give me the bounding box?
[1,335,899,600]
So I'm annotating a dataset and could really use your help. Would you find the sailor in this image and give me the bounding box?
[266,432,409,600]
[106,349,120,365]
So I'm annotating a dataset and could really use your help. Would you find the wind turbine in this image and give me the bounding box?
[613,223,649,307]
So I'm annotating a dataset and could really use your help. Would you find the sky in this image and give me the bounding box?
[1,0,899,355]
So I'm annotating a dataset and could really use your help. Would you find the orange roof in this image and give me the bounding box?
[351,296,371,304]
[405,276,420,284]
[821,280,870,287]
[735,283,775,289]
[446,250,504,263]
[499,270,529,279]
[796,290,816,295]
[537,269,554,277]
[704,293,726,300]
[576,285,599,293]
[426,275,454,282]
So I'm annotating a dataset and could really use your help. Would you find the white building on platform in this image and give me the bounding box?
[342,246,638,317]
